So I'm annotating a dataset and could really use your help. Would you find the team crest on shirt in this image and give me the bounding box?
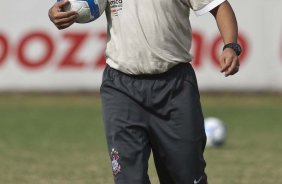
[109,0,123,16]
[111,148,121,175]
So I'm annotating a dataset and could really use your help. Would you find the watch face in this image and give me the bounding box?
[224,43,242,56]
[234,44,241,54]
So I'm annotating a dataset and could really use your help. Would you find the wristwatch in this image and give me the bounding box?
[223,43,242,56]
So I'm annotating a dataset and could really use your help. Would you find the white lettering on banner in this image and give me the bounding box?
[0,30,249,70]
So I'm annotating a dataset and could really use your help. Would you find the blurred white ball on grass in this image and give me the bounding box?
[204,117,227,147]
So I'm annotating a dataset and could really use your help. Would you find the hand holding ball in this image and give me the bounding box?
[58,0,107,23]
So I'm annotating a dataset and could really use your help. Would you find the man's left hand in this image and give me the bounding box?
[220,48,240,77]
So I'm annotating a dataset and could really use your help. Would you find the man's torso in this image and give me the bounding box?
[104,0,221,74]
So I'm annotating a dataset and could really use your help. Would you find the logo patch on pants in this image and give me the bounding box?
[111,148,121,175]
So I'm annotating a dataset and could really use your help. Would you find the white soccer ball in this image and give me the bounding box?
[204,117,227,147]
[60,0,107,23]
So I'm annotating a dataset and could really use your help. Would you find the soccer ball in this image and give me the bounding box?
[204,117,227,147]
[59,0,107,23]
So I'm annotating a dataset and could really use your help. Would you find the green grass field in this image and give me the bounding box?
[0,94,281,184]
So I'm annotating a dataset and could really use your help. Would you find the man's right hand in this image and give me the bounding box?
[48,0,78,30]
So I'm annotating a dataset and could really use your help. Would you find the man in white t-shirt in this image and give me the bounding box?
[49,0,241,183]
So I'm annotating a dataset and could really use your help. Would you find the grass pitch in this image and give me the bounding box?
[0,94,281,184]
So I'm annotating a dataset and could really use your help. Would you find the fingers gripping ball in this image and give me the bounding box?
[58,0,107,23]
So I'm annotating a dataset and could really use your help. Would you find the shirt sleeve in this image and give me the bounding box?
[188,0,226,16]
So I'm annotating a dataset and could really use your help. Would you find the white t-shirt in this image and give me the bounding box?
[105,0,226,74]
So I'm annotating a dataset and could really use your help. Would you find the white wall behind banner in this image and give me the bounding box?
[0,0,281,91]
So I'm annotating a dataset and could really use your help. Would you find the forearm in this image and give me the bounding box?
[210,1,238,44]
[209,1,240,77]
